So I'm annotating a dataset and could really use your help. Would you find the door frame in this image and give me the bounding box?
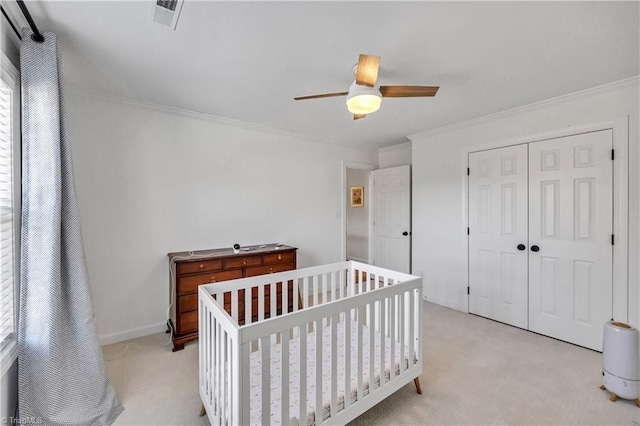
[464,117,629,323]
[341,161,376,264]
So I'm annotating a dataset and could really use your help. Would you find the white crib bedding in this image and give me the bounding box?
[248,319,411,426]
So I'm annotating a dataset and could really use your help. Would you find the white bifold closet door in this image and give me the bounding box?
[469,130,613,351]
[468,145,529,329]
[528,130,613,351]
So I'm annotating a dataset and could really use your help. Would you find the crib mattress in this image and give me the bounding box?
[248,319,411,425]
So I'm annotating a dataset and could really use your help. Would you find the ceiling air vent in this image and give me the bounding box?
[151,0,184,30]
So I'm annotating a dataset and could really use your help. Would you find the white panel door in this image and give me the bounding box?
[528,130,613,351]
[469,145,529,329]
[373,165,411,273]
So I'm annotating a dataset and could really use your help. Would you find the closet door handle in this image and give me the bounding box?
[402,231,409,236]
[517,244,526,251]
[531,245,540,252]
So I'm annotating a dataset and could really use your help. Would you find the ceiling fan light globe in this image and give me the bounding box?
[346,83,382,115]
[346,94,382,114]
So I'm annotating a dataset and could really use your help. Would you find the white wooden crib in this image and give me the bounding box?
[198,260,423,425]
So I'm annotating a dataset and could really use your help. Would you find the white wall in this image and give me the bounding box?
[346,168,370,262]
[66,91,378,344]
[411,78,640,329]
[379,142,411,168]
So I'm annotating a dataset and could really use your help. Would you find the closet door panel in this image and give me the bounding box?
[528,130,613,351]
[469,145,528,329]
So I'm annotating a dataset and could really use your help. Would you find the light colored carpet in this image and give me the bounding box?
[104,302,640,425]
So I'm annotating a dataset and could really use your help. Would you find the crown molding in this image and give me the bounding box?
[65,86,375,152]
[408,76,640,141]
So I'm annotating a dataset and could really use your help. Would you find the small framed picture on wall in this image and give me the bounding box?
[350,186,364,207]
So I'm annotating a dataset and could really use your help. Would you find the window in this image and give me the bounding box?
[0,53,19,360]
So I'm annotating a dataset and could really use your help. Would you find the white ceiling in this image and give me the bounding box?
[17,1,640,149]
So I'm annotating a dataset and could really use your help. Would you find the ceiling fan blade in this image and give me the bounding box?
[294,92,348,101]
[380,85,439,97]
[355,54,380,87]
[353,114,366,120]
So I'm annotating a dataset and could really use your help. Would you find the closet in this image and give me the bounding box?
[468,129,613,351]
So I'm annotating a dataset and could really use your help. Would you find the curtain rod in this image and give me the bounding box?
[17,0,44,42]
[0,0,44,42]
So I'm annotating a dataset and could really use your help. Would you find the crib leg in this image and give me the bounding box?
[414,377,423,394]
[199,403,206,417]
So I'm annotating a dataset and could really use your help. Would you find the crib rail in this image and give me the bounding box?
[199,261,423,426]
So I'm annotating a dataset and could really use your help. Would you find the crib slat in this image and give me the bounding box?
[216,321,221,424]
[322,273,327,304]
[281,330,290,425]
[261,335,271,424]
[231,290,239,322]
[344,309,351,410]
[339,268,345,300]
[315,318,323,423]
[399,291,405,372]
[299,324,307,425]
[313,275,319,307]
[357,306,364,400]
[369,303,375,394]
[212,318,217,417]
[199,301,203,389]
[270,282,277,318]
[258,285,265,321]
[245,287,252,325]
[271,282,277,345]
[293,278,299,311]
[330,314,338,417]
[240,342,251,425]
[390,294,396,379]
[284,279,289,314]
[409,289,415,367]
[303,276,309,310]
[325,272,331,303]
[349,267,355,296]
[379,298,386,387]
[221,329,227,424]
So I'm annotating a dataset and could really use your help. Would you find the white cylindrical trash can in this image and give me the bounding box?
[602,321,640,403]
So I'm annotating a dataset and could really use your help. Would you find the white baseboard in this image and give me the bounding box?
[423,295,468,314]
[346,256,368,263]
[99,321,167,346]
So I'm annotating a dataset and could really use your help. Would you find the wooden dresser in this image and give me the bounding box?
[168,244,297,351]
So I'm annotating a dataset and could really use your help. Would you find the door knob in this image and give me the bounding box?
[531,245,540,252]
[517,244,526,251]
[402,231,409,236]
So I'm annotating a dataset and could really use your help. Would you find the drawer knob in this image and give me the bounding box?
[277,254,282,260]
[199,264,205,270]
[269,268,274,273]
[242,259,247,265]
[210,276,216,283]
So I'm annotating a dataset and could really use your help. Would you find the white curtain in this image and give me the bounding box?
[18,29,123,425]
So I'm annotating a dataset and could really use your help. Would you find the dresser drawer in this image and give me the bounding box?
[178,294,198,313]
[177,269,243,294]
[264,251,295,265]
[178,310,198,334]
[245,262,294,277]
[225,255,262,269]
[177,259,222,275]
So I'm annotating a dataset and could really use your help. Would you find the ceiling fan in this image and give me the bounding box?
[294,54,439,120]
